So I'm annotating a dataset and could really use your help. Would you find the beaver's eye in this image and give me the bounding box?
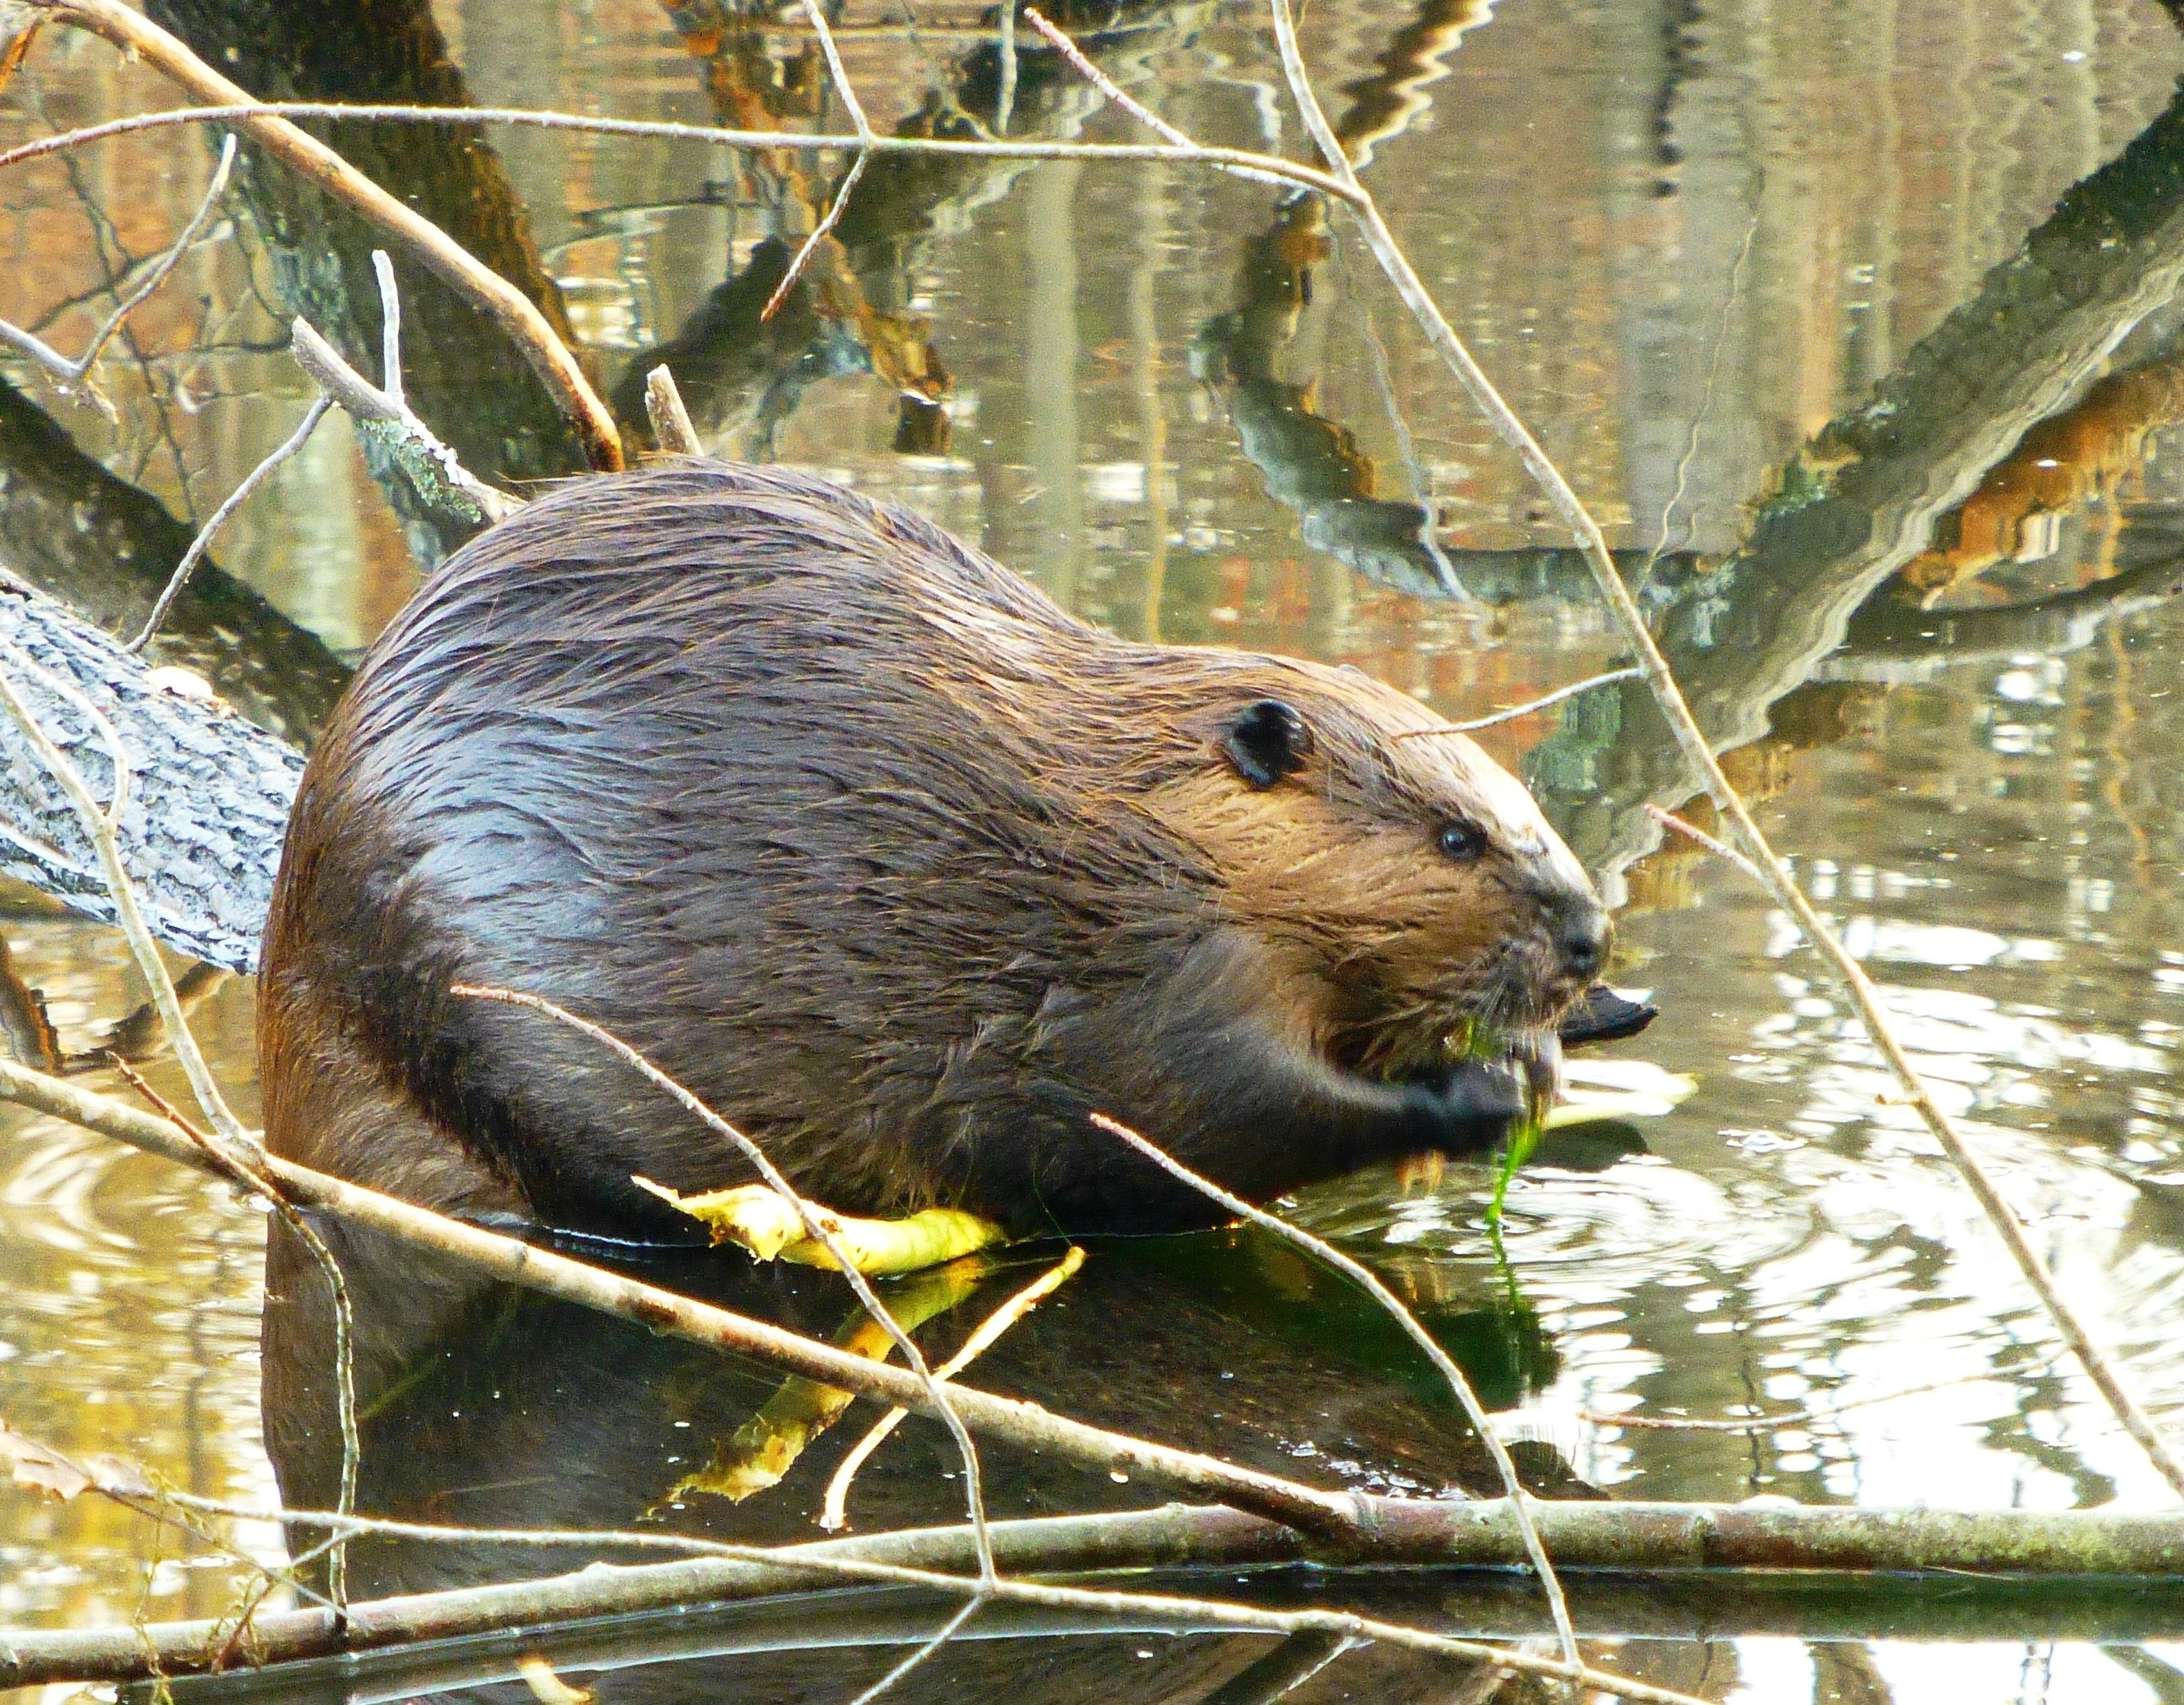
[1223,699,1315,788]
[1437,821,1487,863]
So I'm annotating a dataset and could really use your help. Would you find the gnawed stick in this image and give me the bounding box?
[292,274,519,529]
[644,365,703,456]
[823,1247,1087,1532]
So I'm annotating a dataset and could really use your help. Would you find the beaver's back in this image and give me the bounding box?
[262,463,1217,1233]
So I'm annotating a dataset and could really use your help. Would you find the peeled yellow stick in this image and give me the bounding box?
[634,1176,1006,1274]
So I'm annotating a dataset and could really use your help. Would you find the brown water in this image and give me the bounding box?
[5,1,2184,1699]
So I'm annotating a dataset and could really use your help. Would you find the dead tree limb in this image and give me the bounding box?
[24,0,623,471]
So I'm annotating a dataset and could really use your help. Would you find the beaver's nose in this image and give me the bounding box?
[1555,900,1609,980]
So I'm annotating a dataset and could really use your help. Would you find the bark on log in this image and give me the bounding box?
[0,568,300,972]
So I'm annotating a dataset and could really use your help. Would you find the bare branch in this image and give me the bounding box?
[0,1424,1722,1705]
[1390,666,1645,739]
[0,101,1361,205]
[291,314,518,525]
[101,1053,360,1601]
[842,1596,985,1705]
[796,0,873,145]
[1090,1112,1579,1674]
[371,247,404,408]
[24,0,623,470]
[126,394,329,652]
[994,1,1017,135]
[0,131,236,408]
[1642,802,1771,889]
[1023,8,1190,145]
[643,365,702,456]
[761,151,869,324]
[1020,8,1293,188]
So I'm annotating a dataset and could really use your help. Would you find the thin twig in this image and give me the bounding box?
[0,102,1359,204]
[760,151,868,324]
[1245,0,2184,1503]
[1643,802,1770,889]
[995,0,1017,135]
[126,395,329,652]
[102,1059,361,1603]
[796,0,871,142]
[449,982,998,1588]
[371,249,404,409]
[1020,8,1292,189]
[291,314,518,524]
[25,0,623,470]
[1023,8,1188,144]
[1391,666,1645,739]
[1087,1113,1579,1676]
[823,1247,1087,1533]
[0,643,247,1149]
[843,1595,985,1705]
[643,364,703,455]
[0,132,236,407]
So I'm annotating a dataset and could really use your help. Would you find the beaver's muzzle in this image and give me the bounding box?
[1553,897,1610,983]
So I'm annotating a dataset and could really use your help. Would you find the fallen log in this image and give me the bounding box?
[0,566,300,971]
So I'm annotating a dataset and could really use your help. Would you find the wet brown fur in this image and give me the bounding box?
[260,461,1604,1236]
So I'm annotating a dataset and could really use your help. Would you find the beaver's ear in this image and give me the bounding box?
[1222,699,1315,788]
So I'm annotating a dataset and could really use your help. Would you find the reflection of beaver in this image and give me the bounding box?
[261,461,1613,1236]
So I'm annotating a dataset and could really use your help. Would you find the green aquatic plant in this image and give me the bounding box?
[1486,1110,1546,1235]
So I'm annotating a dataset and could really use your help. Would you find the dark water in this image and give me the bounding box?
[5,1,2184,1699]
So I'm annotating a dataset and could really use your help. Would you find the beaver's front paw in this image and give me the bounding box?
[1397,1058,1527,1151]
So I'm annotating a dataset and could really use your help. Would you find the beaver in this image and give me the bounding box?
[259,461,1617,1237]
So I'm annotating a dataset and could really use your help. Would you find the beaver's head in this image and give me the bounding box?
[1134,657,1607,1090]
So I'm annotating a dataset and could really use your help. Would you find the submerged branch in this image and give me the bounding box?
[0,99,1359,204]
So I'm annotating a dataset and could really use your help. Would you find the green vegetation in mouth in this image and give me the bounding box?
[1486,1096,1546,1237]
[1445,1016,1540,1235]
